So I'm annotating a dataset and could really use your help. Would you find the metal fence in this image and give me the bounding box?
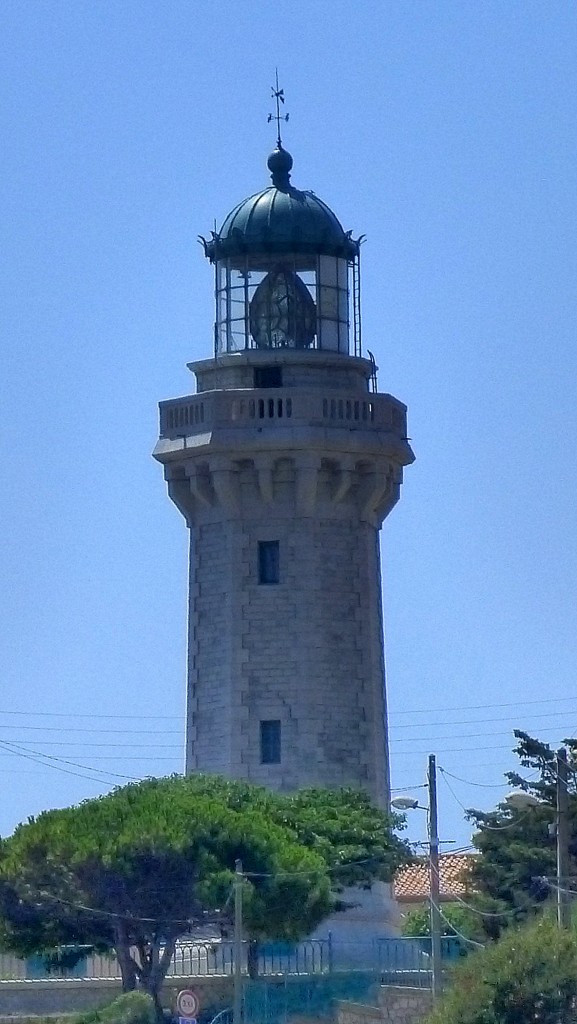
[0,935,464,986]
[243,971,382,1024]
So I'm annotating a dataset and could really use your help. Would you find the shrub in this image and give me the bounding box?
[60,993,156,1024]
[425,915,577,1024]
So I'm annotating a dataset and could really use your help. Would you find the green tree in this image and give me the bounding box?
[0,774,410,1014]
[401,903,484,944]
[468,731,577,937]
[424,915,577,1024]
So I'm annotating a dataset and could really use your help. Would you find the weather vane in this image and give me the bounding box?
[268,69,289,148]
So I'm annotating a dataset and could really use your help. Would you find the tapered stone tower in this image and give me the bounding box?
[154,142,414,811]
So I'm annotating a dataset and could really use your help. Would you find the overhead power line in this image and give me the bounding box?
[0,754,180,761]
[390,726,572,746]
[0,710,181,720]
[390,709,577,731]
[0,741,119,787]
[437,767,533,789]
[430,897,484,948]
[391,741,567,756]
[0,725,180,735]
[0,739,146,783]
[0,745,180,753]
[0,721,567,743]
[389,696,577,716]
[426,856,542,919]
[2,693,576,723]
[438,768,537,830]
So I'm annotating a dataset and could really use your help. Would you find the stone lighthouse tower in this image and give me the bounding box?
[154,139,414,810]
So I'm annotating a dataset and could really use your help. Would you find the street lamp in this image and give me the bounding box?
[503,790,541,810]
[504,748,570,929]
[391,754,442,1001]
[391,797,423,811]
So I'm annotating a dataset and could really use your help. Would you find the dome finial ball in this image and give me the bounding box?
[267,146,293,189]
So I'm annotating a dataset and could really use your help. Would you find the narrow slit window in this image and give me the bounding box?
[258,540,280,585]
[260,720,281,764]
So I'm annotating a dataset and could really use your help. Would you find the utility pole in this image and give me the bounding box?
[233,859,243,1024]
[556,748,571,929]
[428,754,442,1001]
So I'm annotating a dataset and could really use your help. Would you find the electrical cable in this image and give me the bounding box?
[0,710,181,719]
[393,741,564,757]
[0,742,180,748]
[30,888,230,927]
[539,878,577,896]
[0,739,141,783]
[22,854,399,924]
[390,709,577,731]
[439,768,537,831]
[0,723,562,743]
[389,696,577,716]
[438,767,535,789]
[0,741,117,786]
[426,855,542,919]
[429,897,485,949]
[390,727,573,745]
[2,694,576,723]
[0,754,181,761]
[244,855,396,880]
[0,725,179,735]
[390,784,428,793]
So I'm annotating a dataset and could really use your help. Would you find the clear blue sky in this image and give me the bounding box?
[1,0,576,851]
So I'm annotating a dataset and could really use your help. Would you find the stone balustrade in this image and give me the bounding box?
[159,389,407,440]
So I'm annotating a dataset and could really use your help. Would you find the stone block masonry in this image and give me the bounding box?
[336,988,433,1024]
[154,350,414,810]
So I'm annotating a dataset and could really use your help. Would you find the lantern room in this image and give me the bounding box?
[201,146,362,357]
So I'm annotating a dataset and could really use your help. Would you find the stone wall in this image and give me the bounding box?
[186,494,391,803]
[336,1000,382,1024]
[336,987,433,1024]
[0,978,432,1024]
[379,987,432,1024]
[0,976,234,1018]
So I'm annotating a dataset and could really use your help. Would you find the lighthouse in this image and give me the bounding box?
[153,132,414,812]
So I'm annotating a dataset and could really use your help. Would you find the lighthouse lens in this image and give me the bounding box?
[249,266,316,349]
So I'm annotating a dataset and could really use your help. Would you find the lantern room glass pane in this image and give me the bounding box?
[319,255,338,288]
[316,256,350,353]
[214,254,355,355]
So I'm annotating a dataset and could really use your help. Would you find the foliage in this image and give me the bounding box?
[467,731,577,937]
[424,915,577,1024]
[61,993,156,1024]
[401,902,485,943]
[0,774,411,1008]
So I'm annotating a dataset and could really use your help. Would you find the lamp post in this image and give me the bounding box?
[392,754,442,1001]
[505,747,571,929]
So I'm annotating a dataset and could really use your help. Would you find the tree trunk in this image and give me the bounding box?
[139,935,178,1023]
[114,924,138,993]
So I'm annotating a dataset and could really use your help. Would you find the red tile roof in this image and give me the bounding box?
[394,853,476,903]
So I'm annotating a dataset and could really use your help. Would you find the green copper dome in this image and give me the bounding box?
[202,147,359,262]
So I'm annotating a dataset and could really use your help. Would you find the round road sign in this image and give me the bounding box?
[176,990,200,1018]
